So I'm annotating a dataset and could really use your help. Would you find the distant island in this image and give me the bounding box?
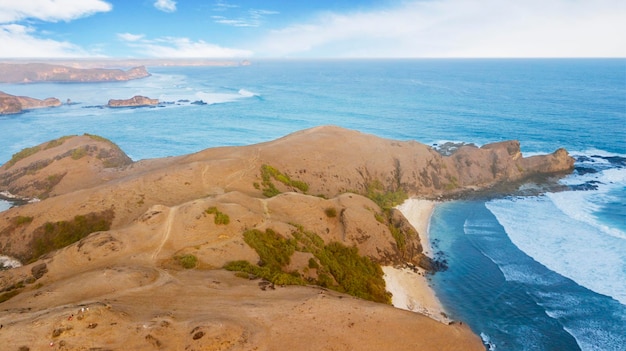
[0,91,61,114]
[0,63,150,83]
[108,95,159,108]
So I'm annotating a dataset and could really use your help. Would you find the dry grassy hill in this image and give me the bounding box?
[0,126,573,350]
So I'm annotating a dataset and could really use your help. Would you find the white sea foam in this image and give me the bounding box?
[194,90,255,105]
[486,196,626,305]
[0,255,22,269]
[237,89,258,97]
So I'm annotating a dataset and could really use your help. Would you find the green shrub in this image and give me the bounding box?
[176,254,198,269]
[205,207,230,225]
[324,207,337,218]
[365,180,407,210]
[227,224,390,304]
[258,164,309,197]
[243,229,297,271]
[308,257,319,269]
[29,209,114,262]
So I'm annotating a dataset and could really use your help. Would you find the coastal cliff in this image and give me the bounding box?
[108,95,159,108]
[0,126,572,350]
[0,91,61,114]
[0,63,150,83]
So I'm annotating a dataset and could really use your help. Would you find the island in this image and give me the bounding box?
[0,126,573,350]
[108,95,159,108]
[0,63,150,83]
[0,91,61,115]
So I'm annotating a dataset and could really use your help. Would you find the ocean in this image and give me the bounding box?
[1,59,625,350]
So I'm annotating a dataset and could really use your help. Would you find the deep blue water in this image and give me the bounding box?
[1,59,625,350]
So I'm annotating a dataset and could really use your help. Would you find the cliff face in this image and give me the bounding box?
[0,91,61,115]
[108,95,159,107]
[0,63,150,83]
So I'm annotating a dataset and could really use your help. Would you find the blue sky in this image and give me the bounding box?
[0,0,625,58]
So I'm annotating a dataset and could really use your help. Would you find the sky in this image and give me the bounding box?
[0,0,625,59]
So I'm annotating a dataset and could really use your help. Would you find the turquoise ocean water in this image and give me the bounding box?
[1,59,625,350]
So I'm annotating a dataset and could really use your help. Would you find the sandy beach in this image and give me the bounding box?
[384,199,449,323]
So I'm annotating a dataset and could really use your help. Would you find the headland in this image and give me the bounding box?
[0,126,574,350]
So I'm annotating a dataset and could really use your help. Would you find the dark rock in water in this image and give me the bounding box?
[575,166,598,175]
[191,100,207,105]
[569,180,601,191]
[177,99,190,103]
[601,156,626,167]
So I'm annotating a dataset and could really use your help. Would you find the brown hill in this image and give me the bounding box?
[0,126,573,350]
[0,63,150,83]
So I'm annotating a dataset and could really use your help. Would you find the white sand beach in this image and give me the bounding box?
[384,199,449,323]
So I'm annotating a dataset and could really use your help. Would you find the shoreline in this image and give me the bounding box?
[384,198,449,323]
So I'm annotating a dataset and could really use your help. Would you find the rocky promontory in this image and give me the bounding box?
[0,63,150,83]
[0,126,573,350]
[107,95,159,108]
[0,91,61,115]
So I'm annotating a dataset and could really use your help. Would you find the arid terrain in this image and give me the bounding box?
[0,126,574,350]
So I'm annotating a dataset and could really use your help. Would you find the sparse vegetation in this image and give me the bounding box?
[0,289,20,304]
[6,145,41,168]
[176,254,198,269]
[71,147,87,160]
[44,136,74,150]
[15,216,33,226]
[258,164,309,197]
[364,180,407,210]
[29,209,114,262]
[205,207,230,225]
[225,225,391,304]
[84,133,114,144]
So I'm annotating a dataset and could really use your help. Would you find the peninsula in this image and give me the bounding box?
[0,63,150,83]
[0,126,573,350]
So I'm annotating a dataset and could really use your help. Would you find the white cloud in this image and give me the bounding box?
[254,0,626,58]
[123,36,252,58]
[154,0,176,13]
[117,32,145,42]
[0,0,112,23]
[0,24,92,58]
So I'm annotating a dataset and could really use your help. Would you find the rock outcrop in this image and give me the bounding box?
[0,63,150,83]
[0,126,573,350]
[107,95,159,108]
[0,91,61,114]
